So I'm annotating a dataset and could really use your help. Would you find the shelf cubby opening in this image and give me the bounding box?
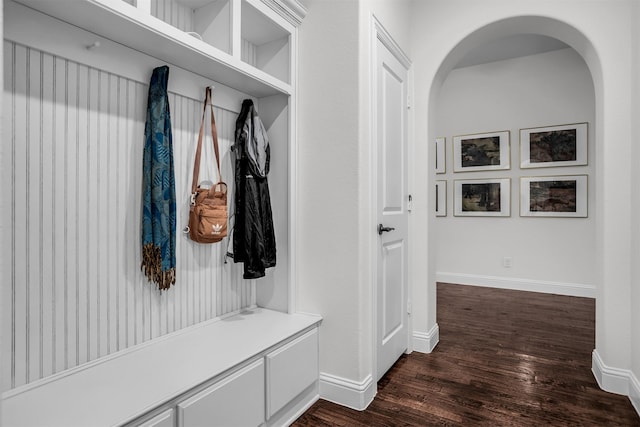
[241,0,290,84]
[151,0,232,54]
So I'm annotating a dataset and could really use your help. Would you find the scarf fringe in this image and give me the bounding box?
[142,243,176,291]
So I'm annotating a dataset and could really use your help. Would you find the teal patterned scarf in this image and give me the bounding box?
[141,66,176,290]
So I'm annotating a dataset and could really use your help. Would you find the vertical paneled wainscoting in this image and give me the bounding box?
[151,0,195,33]
[3,40,255,391]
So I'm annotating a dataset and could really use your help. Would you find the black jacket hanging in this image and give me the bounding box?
[231,99,276,279]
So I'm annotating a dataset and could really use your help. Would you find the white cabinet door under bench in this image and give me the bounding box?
[267,329,319,419]
[177,359,266,427]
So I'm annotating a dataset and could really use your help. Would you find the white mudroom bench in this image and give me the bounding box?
[2,308,322,427]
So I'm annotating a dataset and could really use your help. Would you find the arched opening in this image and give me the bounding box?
[433,36,596,292]
[425,14,605,379]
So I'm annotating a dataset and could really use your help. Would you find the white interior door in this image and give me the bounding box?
[375,35,409,381]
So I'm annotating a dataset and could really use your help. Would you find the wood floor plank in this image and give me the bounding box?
[293,283,640,426]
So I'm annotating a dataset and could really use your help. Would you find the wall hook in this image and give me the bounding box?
[86,41,101,50]
[208,85,216,106]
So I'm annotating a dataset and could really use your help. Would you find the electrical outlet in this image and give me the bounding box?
[503,257,513,268]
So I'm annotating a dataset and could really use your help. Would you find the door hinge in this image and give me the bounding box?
[407,95,412,109]
[407,194,413,212]
[407,300,412,314]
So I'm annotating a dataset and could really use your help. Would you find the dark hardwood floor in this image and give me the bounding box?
[293,283,640,426]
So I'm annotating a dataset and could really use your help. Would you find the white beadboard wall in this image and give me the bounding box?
[242,39,258,67]
[3,40,255,390]
[151,0,195,33]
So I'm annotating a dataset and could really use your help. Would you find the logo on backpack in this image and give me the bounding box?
[212,223,223,235]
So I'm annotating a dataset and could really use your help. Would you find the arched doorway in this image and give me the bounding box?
[418,14,625,394]
[432,36,596,295]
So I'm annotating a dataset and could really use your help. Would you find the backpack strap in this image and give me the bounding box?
[191,86,222,196]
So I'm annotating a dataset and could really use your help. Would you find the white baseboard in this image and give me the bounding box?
[318,373,375,411]
[630,369,640,417]
[436,272,596,298]
[592,350,640,417]
[592,350,630,394]
[412,323,439,354]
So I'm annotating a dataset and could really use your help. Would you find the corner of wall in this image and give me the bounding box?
[318,373,376,411]
[412,323,439,354]
[592,349,640,417]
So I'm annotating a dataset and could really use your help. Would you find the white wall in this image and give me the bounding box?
[365,0,412,53]
[297,0,363,386]
[297,0,412,408]
[409,0,637,408]
[434,48,596,295]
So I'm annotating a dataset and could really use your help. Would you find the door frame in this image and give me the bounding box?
[370,15,413,384]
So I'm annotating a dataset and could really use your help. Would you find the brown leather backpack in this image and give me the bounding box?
[187,87,228,243]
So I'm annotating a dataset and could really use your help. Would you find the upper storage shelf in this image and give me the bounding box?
[241,0,290,84]
[13,0,298,97]
[153,0,233,55]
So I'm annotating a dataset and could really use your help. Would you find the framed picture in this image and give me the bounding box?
[435,137,446,174]
[452,130,510,172]
[435,180,447,216]
[454,178,510,217]
[520,175,587,217]
[520,123,588,168]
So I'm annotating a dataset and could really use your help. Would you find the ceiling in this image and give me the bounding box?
[454,34,570,69]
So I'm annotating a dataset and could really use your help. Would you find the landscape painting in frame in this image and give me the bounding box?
[453,131,510,172]
[520,175,587,217]
[435,180,447,216]
[435,137,446,174]
[520,123,588,168]
[454,178,510,217]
